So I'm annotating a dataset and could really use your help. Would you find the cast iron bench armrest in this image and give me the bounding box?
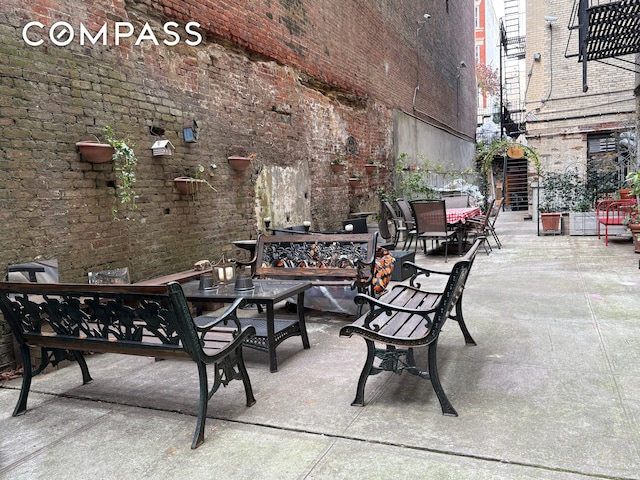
[235,256,257,270]
[193,297,245,332]
[403,260,450,277]
[405,236,485,290]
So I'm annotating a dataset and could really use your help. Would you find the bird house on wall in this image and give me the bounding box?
[183,120,198,143]
[151,139,175,156]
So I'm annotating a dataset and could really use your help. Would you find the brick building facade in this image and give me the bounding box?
[0,1,475,368]
[524,0,636,188]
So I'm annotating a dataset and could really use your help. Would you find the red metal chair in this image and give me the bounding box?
[596,199,637,246]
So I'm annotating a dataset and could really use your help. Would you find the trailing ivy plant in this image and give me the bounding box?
[190,164,217,206]
[393,153,438,200]
[103,126,138,219]
[539,170,580,213]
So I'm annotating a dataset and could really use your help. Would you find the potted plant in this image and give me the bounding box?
[331,156,346,173]
[174,164,216,201]
[365,159,383,172]
[348,172,364,187]
[76,137,115,163]
[625,171,640,200]
[563,167,596,236]
[539,207,562,233]
[624,205,640,252]
[539,170,579,234]
[228,153,256,171]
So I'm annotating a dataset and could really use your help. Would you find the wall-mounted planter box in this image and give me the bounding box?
[228,156,252,171]
[174,177,205,195]
[331,163,346,174]
[349,178,363,188]
[76,141,115,164]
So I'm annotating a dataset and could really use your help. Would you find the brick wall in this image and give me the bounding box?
[0,0,475,369]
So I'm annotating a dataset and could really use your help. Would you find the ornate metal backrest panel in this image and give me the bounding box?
[255,234,376,279]
[262,241,367,268]
[0,284,201,352]
[7,292,180,344]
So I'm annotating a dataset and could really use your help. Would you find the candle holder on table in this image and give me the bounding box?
[213,256,236,284]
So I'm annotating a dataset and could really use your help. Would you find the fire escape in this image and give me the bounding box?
[499,0,526,138]
[496,0,528,211]
[567,0,640,92]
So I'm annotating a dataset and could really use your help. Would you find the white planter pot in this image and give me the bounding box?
[569,212,597,236]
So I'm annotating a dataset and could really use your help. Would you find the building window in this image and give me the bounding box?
[587,132,634,197]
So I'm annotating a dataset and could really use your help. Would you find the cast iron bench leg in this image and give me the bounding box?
[451,298,477,346]
[13,343,33,416]
[297,292,310,349]
[192,361,209,449]
[237,346,256,407]
[428,341,457,417]
[352,339,376,406]
[72,351,93,384]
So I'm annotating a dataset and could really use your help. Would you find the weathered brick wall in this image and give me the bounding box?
[0,0,475,368]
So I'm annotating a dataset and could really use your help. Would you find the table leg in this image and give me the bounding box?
[266,302,277,373]
[298,292,310,349]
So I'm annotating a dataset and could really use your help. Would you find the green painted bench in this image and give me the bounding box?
[0,281,256,449]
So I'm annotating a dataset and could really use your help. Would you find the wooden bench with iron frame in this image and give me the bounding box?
[239,233,378,313]
[0,281,256,449]
[339,237,485,416]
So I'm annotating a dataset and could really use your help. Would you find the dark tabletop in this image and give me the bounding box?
[180,279,311,303]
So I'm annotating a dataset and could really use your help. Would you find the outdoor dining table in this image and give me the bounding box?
[446,206,482,254]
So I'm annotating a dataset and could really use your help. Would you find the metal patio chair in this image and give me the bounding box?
[410,199,457,262]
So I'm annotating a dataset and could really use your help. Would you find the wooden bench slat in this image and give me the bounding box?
[355,287,440,340]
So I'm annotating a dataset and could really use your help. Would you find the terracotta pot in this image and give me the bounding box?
[365,164,377,173]
[619,188,633,199]
[540,212,561,232]
[76,141,115,163]
[174,177,204,194]
[349,178,363,187]
[228,156,252,171]
[331,163,345,173]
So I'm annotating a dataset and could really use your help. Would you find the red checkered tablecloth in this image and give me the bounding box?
[446,207,482,224]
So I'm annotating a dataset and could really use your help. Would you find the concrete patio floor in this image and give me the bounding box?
[1,211,639,479]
